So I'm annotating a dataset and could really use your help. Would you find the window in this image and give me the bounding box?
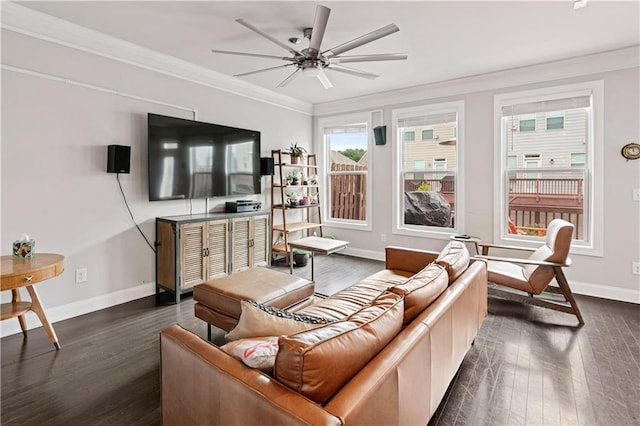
[404,130,415,141]
[392,101,464,238]
[546,111,565,129]
[319,112,373,229]
[519,114,536,132]
[422,128,434,140]
[413,160,426,180]
[571,152,585,167]
[495,81,604,255]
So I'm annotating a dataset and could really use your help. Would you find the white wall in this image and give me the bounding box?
[1,28,311,337]
[315,49,640,303]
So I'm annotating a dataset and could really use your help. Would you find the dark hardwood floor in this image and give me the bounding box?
[1,254,638,425]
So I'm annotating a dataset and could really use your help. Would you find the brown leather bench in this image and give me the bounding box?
[194,267,315,340]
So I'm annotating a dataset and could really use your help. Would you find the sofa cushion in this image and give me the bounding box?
[274,292,404,405]
[297,269,411,321]
[435,241,470,284]
[390,263,448,324]
[220,336,279,373]
[225,300,332,340]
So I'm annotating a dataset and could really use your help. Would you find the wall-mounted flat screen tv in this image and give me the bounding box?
[148,113,261,201]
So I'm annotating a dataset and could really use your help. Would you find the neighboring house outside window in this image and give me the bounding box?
[392,101,464,238]
[494,81,603,255]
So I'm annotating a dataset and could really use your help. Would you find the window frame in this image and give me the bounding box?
[317,111,374,231]
[392,100,465,240]
[421,128,434,140]
[493,81,604,256]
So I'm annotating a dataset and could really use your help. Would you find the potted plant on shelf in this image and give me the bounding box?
[286,170,299,185]
[289,143,306,164]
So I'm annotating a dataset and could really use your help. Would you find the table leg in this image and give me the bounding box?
[289,250,294,275]
[11,289,27,336]
[310,252,315,282]
[25,285,60,350]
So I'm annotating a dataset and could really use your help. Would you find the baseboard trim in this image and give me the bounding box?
[342,247,385,262]
[569,280,639,304]
[0,282,156,338]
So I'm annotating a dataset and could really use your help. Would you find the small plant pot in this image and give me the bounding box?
[290,156,300,165]
[293,252,309,267]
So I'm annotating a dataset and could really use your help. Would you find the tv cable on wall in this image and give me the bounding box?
[107,145,155,253]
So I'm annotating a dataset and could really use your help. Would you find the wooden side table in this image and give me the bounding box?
[1,253,64,349]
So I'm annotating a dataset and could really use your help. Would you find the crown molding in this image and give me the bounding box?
[313,45,640,117]
[0,2,313,116]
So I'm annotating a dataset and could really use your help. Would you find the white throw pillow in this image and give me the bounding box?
[220,336,279,372]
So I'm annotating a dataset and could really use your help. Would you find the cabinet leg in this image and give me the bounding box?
[25,285,60,350]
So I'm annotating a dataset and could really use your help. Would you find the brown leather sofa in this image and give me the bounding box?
[160,243,487,425]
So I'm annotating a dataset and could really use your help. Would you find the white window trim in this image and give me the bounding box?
[493,80,604,256]
[392,100,465,240]
[316,111,376,231]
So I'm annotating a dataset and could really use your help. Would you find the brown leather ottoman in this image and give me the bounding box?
[194,267,315,339]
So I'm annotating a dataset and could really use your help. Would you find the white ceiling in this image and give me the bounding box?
[16,1,640,105]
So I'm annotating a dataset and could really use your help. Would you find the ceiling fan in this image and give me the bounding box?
[211,5,408,89]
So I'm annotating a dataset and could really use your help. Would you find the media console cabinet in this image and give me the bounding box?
[155,211,270,303]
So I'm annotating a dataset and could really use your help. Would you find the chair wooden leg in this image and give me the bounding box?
[554,267,585,326]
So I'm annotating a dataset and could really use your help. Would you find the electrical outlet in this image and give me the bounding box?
[632,262,640,276]
[380,234,387,242]
[76,268,88,283]
[633,188,640,202]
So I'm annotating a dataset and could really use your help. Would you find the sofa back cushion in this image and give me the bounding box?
[390,263,448,324]
[274,292,404,405]
[435,241,470,284]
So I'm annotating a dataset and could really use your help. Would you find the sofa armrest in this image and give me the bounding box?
[385,246,439,274]
[160,325,341,426]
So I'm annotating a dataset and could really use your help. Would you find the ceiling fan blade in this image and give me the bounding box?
[329,53,408,64]
[327,64,378,80]
[234,63,294,78]
[317,69,333,89]
[308,5,331,56]
[236,18,300,56]
[211,49,294,61]
[277,69,301,88]
[323,23,400,58]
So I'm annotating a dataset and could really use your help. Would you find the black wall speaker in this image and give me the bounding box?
[373,125,387,146]
[107,145,131,174]
[260,157,274,175]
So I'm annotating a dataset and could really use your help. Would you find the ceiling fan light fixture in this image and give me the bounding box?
[302,67,321,77]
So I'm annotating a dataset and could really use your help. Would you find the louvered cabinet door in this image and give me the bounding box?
[179,223,206,290]
[251,214,269,267]
[230,217,251,273]
[207,219,229,280]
